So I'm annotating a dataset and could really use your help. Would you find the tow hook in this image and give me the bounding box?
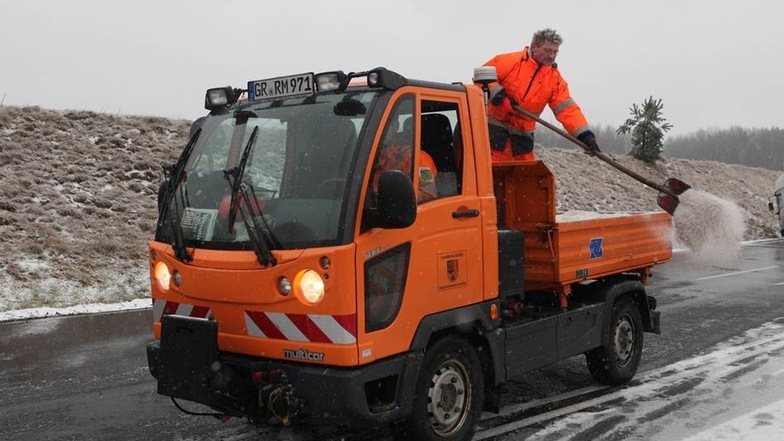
[251,370,304,426]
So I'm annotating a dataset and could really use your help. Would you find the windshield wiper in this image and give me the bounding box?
[238,182,279,266]
[159,127,202,262]
[224,126,258,232]
[223,126,277,266]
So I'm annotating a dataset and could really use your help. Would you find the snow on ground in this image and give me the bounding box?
[0,266,150,319]
[680,399,784,441]
[0,298,151,322]
[534,318,784,441]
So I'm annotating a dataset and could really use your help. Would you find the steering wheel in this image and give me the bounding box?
[317,178,347,198]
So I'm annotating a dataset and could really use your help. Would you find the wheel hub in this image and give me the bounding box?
[614,316,634,366]
[427,362,469,434]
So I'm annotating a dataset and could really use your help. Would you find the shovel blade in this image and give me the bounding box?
[663,177,691,195]
[657,193,679,215]
[657,178,692,215]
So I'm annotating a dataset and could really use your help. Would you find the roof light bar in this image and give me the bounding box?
[366,67,406,90]
[204,86,236,111]
[315,71,348,93]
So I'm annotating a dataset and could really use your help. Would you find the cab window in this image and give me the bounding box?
[419,99,462,200]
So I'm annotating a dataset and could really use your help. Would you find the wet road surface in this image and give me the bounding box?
[1,239,782,440]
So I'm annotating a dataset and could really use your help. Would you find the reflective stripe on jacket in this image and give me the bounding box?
[484,47,589,138]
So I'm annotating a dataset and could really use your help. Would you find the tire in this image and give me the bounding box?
[393,337,484,441]
[586,296,644,385]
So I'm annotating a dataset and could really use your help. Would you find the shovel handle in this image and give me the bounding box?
[510,104,677,198]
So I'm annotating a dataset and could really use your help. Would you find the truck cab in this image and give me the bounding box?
[147,68,669,441]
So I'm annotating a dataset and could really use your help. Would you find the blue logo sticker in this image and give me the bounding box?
[589,237,603,259]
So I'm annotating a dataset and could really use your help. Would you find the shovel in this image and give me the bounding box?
[511,103,690,215]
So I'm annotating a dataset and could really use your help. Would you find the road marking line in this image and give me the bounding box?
[695,266,779,281]
[475,393,623,440]
[481,385,607,420]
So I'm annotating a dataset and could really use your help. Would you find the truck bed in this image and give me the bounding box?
[493,161,672,293]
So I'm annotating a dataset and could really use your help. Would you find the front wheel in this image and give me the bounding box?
[393,337,484,441]
[586,296,644,385]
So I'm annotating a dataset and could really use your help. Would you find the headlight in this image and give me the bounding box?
[154,261,171,292]
[294,269,325,305]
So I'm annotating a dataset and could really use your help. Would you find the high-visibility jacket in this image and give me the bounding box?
[484,47,590,161]
[373,145,438,203]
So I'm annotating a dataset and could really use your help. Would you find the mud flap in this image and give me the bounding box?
[648,310,662,334]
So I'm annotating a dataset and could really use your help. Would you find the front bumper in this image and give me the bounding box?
[147,315,422,426]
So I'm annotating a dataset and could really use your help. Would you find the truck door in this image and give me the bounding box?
[355,90,485,363]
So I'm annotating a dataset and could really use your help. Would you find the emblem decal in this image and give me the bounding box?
[447,259,459,282]
[438,250,467,289]
[589,237,604,259]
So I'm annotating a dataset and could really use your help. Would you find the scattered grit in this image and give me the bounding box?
[671,189,745,265]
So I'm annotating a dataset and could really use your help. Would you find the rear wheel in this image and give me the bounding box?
[586,296,644,385]
[393,337,484,441]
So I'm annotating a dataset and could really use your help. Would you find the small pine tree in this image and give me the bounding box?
[616,96,673,162]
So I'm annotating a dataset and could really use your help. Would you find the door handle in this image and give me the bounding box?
[452,208,480,219]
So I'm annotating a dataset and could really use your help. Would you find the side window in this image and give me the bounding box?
[364,96,465,217]
[364,243,410,333]
[419,100,462,203]
[366,95,415,209]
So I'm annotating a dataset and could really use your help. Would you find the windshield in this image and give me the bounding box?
[156,90,380,250]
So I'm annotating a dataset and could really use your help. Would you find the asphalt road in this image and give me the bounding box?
[1,239,782,441]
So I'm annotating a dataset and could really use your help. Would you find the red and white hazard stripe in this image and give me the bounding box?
[244,311,357,345]
[152,299,212,322]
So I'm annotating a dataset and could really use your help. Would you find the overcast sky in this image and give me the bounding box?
[2,0,782,135]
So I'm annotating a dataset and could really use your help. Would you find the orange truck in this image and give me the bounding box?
[146,67,671,440]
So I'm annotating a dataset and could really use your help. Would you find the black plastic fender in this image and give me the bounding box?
[407,301,505,406]
[578,278,660,335]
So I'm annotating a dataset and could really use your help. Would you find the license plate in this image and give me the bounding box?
[248,72,315,101]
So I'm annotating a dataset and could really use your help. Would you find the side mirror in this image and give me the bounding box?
[373,170,417,229]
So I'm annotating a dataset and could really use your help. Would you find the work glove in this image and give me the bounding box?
[488,85,508,106]
[577,130,601,156]
[488,85,519,113]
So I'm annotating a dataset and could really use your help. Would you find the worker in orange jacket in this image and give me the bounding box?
[483,28,600,161]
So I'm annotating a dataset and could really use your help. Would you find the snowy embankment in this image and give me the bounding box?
[0,297,151,322]
[0,106,780,320]
[0,267,151,322]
